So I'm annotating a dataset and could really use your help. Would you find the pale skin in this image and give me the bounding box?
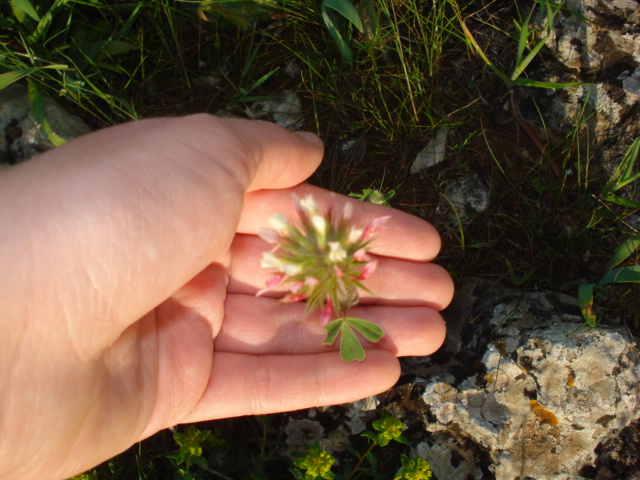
[0,115,453,480]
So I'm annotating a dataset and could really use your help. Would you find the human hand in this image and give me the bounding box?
[0,115,452,479]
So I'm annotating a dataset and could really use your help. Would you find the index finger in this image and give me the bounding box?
[237,184,442,262]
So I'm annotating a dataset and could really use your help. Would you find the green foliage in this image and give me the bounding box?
[349,189,396,206]
[320,0,364,63]
[292,442,336,480]
[69,411,430,480]
[66,472,98,480]
[393,454,433,480]
[166,425,225,478]
[27,80,66,146]
[198,0,279,29]
[289,411,427,480]
[600,138,640,209]
[196,0,364,63]
[578,233,640,327]
[324,317,384,362]
[576,138,640,327]
[2,0,141,121]
[369,410,408,447]
[459,0,588,89]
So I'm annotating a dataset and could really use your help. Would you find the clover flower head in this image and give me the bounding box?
[257,194,389,326]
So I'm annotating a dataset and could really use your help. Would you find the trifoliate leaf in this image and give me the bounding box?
[339,323,365,362]
[345,317,384,343]
[324,318,344,345]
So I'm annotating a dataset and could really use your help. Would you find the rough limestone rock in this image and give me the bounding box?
[248,90,305,131]
[516,0,640,164]
[398,279,640,480]
[0,84,91,164]
[440,172,490,221]
[580,417,640,479]
[283,397,380,456]
[421,311,638,477]
[280,279,640,480]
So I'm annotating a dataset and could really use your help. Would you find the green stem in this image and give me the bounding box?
[346,441,377,480]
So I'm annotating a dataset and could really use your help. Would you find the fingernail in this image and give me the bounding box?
[295,131,323,147]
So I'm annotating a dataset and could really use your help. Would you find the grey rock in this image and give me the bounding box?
[284,418,325,451]
[520,0,640,150]
[284,60,302,78]
[441,172,490,220]
[0,84,91,164]
[580,417,640,479]
[283,396,379,456]
[620,67,640,97]
[410,128,448,174]
[405,279,640,480]
[248,90,305,131]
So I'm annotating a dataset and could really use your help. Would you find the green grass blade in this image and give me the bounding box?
[532,0,591,23]
[0,68,39,89]
[616,171,640,190]
[615,137,640,189]
[27,80,66,146]
[460,20,511,85]
[511,78,589,88]
[605,234,640,272]
[246,67,280,94]
[597,265,640,287]
[602,138,639,193]
[12,0,40,22]
[321,6,354,63]
[600,192,640,209]
[28,5,53,44]
[511,36,550,81]
[515,5,534,66]
[322,0,363,32]
[578,283,596,327]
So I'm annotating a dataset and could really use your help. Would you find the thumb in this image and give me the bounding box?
[220,118,324,191]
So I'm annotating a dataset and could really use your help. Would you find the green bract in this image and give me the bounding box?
[394,454,433,480]
[293,442,336,479]
[372,410,408,446]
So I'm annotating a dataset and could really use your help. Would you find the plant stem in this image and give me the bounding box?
[346,442,377,480]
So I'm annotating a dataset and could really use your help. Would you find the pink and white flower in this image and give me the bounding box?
[257,194,388,325]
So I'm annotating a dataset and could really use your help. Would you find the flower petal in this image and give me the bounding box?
[256,273,286,296]
[348,226,364,244]
[260,252,281,269]
[342,201,353,221]
[299,194,318,213]
[362,215,391,238]
[281,261,303,276]
[328,241,347,263]
[268,213,289,233]
[353,247,369,262]
[258,227,280,244]
[357,259,378,280]
[283,292,309,303]
[311,214,327,236]
[320,298,334,326]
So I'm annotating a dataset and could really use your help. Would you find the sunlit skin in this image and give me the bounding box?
[0,115,453,480]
